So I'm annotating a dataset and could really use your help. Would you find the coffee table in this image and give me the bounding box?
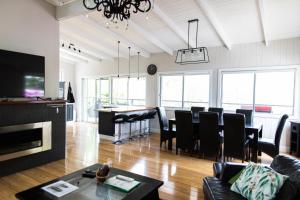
[16,164,163,200]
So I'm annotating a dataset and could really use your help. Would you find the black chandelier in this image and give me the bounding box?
[83,0,153,22]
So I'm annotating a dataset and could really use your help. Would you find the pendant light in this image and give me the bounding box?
[137,52,140,79]
[128,46,131,78]
[117,41,120,77]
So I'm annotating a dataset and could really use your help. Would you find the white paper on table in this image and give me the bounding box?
[41,180,78,197]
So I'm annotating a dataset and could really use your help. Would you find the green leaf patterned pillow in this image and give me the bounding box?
[230,162,288,200]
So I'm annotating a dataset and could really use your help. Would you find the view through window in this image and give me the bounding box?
[221,69,295,115]
[160,73,210,108]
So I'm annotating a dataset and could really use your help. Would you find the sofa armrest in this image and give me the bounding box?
[213,162,223,178]
[220,162,248,183]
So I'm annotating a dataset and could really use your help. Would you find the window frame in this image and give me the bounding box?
[158,70,212,109]
[219,66,298,117]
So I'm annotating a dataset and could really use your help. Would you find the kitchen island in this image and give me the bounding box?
[97,106,156,141]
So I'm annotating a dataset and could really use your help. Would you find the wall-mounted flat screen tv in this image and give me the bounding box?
[0,49,45,98]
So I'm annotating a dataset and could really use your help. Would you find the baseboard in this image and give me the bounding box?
[99,134,114,141]
[149,128,160,134]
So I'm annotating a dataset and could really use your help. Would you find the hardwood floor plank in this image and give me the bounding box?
[0,122,273,200]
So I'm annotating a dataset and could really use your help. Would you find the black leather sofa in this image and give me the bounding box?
[203,155,300,200]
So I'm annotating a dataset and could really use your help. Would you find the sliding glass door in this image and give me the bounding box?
[82,78,111,123]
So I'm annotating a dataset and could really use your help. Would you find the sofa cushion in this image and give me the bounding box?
[203,176,246,200]
[271,155,300,198]
[231,163,288,200]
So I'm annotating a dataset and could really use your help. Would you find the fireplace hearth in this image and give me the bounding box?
[0,122,51,161]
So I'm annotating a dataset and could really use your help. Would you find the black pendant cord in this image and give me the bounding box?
[128,47,131,78]
[117,41,120,78]
[137,52,140,80]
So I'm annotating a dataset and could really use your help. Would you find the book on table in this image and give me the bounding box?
[104,175,141,193]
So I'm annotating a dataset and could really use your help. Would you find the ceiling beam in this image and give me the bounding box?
[60,32,113,60]
[60,48,101,63]
[60,57,77,65]
[60,53,87,64]
[152,5,196,48]
[257,0,269,46]
[61,23,127,58]
[194,0,232,50]
[128,20,173,55]
[56,0,90,20]
[79,16,151,58]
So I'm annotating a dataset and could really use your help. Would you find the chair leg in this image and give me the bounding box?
[176,148,178,155]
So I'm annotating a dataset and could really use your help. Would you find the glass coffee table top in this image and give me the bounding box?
[16,164,163,200]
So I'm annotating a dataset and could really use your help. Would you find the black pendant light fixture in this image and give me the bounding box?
[117,41,120,78]
[175,19,209,64]
[137,52,140,79]
[83,0,153,22]
[128,47,131,78]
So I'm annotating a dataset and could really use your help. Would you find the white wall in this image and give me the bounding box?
[74,37,300,152]
[0,0,59,98]
[60,61,76,99]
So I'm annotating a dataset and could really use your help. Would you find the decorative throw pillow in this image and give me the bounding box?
[230,163,288,200]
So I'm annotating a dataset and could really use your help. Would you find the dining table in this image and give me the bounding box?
[168,118,263,163]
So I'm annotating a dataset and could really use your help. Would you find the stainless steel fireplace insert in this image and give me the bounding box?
[0,121,52,161]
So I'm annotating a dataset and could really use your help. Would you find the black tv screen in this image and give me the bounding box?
[0,49,45,98]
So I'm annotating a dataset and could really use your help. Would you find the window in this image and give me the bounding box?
[160,73,210,108]
[112,77,128,105]
[112,76,146,106]
[222,72,254,111]
[184,74,210,107]
[221,69,295,115]
[99,78,110,105]
[82,78,98,122]
[160,75,183,107]
[255,71,295,115]
[128,77,146,106]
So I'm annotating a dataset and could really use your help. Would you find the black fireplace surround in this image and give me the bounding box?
[0,101,66,176]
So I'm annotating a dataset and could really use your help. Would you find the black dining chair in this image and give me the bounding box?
[198,112,222,161]
[175,110,195,155]
[256,114,288,158]
[156,107,176,148]
[236,109,253,125]
[208,107,224,122]
[223,113,250,162]
[191,106,205,119]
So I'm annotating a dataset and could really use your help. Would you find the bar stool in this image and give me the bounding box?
[144,110,157,134]
[136,113,148,137]
[126,114,140,140]
[112,114,128,145]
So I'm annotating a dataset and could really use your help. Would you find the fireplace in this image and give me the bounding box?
[0,122,51,161]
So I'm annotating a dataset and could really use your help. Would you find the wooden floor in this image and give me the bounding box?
[0,122,273,200]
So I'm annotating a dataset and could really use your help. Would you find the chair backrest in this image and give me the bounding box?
[208,107,224,122]
[191,106,205,119]
[199,112,220,156]
[156,107,169,131]
[175,110,194,150]
[223,113,246,159]
[236,109,253,125]
[274,114,289,150]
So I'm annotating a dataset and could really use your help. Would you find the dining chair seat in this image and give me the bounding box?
[255,114,288,158]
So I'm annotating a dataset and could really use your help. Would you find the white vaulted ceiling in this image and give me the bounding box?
[46,0,300,62]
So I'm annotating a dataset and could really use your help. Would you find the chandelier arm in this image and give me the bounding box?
[83,0,152,22]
